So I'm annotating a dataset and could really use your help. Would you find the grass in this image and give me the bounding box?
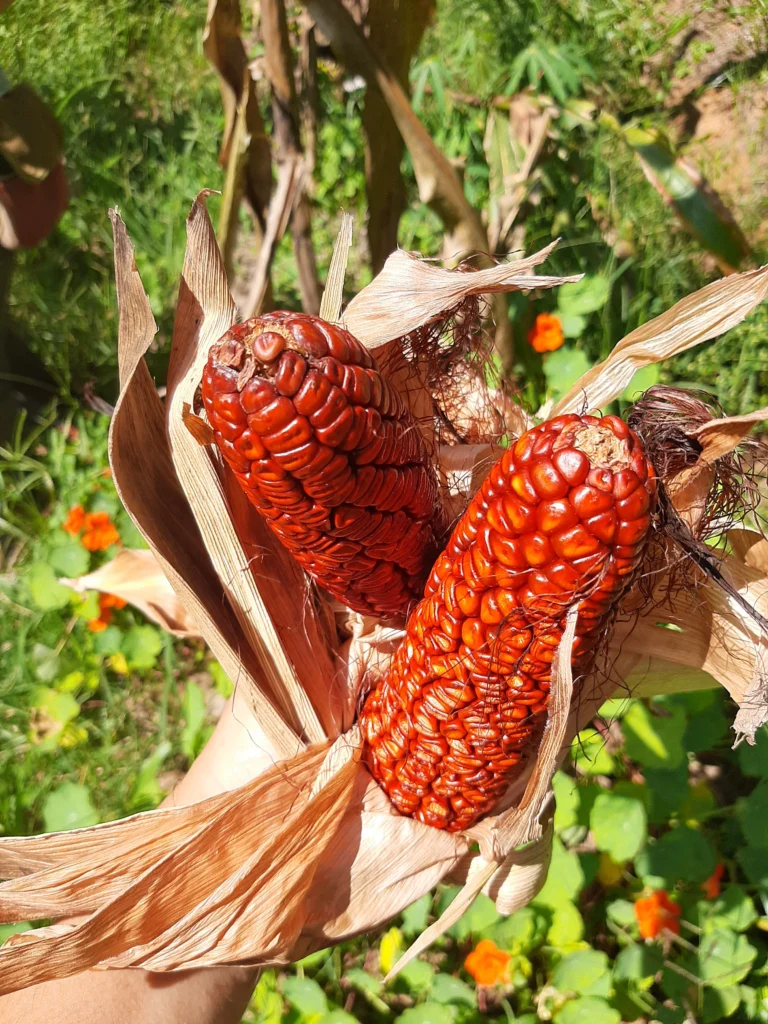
[2,0,768,1020]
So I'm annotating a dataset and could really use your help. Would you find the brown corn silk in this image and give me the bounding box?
[202,313,441,618]
[362,414,657,831]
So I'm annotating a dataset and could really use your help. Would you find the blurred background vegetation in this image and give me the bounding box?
[0,0,767,1021]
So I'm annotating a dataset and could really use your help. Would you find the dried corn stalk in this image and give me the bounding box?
[0,194,767,996]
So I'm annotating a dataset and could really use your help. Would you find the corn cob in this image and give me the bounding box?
[201,313,441,619]
[361,414,657,831]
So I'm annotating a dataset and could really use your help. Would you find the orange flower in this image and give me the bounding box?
[635,890,682,939]
[62,504,85,536]
[464,939,511,986]
[527,312,564,353]
[87,593,126,633]
[81,512,120,552]
[702,863,725,900]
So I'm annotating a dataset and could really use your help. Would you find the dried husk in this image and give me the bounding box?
[0,196,767,995]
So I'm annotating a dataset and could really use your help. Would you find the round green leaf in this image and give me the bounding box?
[554,771,580,831]
[591,792,647,862]
[429,974,476,1007]
[557,275,610,315]
[394,1003,454,1024]
[571,728,615,776]
[739,781,768,848]
[401,893,432,937]
[28,562,72,611]
[534,837,586,908]
[698,929,757,989]
[622,702,686,770]
[543,346,592,401]
[552,949,611,997]
[613,944,663,983]
[636,826,717,887]
[449,892,500,941]
[556,996,619,1024]
[49,537,90,577]
[122,625,163,670]
[42,782,99,832]
[281,976,328,1017]
[547,901,584,948]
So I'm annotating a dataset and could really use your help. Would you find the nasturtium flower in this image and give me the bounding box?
[81,512,120,552]
[464,938,511,985]
[87,593,126,633]
[702,863,725,899]
[62,504,85,536]
[634,890,681,939]
[527,312,564,353]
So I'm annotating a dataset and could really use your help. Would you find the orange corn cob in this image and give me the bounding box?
[361,414,657,831]
[201,313,441,619]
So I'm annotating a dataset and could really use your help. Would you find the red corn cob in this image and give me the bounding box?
[360,413,657,831]
[201,313,442,619]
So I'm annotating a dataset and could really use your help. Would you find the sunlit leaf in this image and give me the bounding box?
[42,782,99,832]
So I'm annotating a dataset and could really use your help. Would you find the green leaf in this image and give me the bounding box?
[737,845,768,889]
[547,901,584,948]
[181,680,207,761]
[606,899,637,931]
[556,996,620,1024]
[394,1004,454,1024]
[281,976,328,1017]
[701,886,758,934]
[345,967,382,996]
[28,561,72,610]
[209,660,234,698]
[557,275,610,316]
[30,642,60,683]
[552,949,612,997]
[644,764,691,824]
[738,726,768,777]
[252,969,283,1024]
[401,893,432,937]
[571,728,615,776]
[534,837,586,908]
[0,921,32,946]
[42,782,99,832]
[702,985,741,1023]
[488,905,549,953]
[394,959,435,994]
[49,537,90,577]
[543,346,591,402]
[122,625,163,670]
[613,944,663,983]
[449,893,501,941]
[559,312,587,338]
[622,363,660,403]
[636,826,717,887]
[319,1013,359,1024]
[429,974,476,1007]
[698,929,757,988]
[128,740,171,812]
[738,781,768,848]
[622,702,686,770]
[92,624,123,656]
[597,697,635,721]
[590,791,647,863]
[30,687,80,750]
[553,771,580,831]
[75,590,101,621]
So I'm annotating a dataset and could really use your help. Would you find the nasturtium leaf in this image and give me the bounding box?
[702,985,741,1023]
[557,275,610,315]
[597,697,635,721]
[209,660,234,698]
[394,959,435,994]
[75,590,101,621]
[429,974,476,1007]
[613,943,663,983]
[738,726,768,778]
[534,837,586,908]
[29,687,80,750]
[591,791,647,862]
[559,311,586,338]
[679,781,716,824]
[635,826,717,887]
[128,740,172,812]
[737,845,768,890]
[122,624,163,670]
[30,642,60,683]
[0,922,32,946]
[401,893,432,937]
[554,771,580,831]
[698,929,757,988]
[92,624,123,656]
[345,968,382,995]
[738,782,768,848]
[319,1013,359,1024]
[251,971,282,1024]
[489,905,549,952]
[571,728,615,776]
[622,363,660,403]
[643,763,690,824]
[28,562,72,610]
[700,886,758,934]
[552,949,612,997]
[544,346,592,401]
[556,996,620,1024]
[49,537,90,577]
[622,702,686,770]
[449,892,501,941]
[547,901,584,948]
[281,976,328,1017]
[42,782,99,832]
[606,899,637,931]
[394,1003,454,1024]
